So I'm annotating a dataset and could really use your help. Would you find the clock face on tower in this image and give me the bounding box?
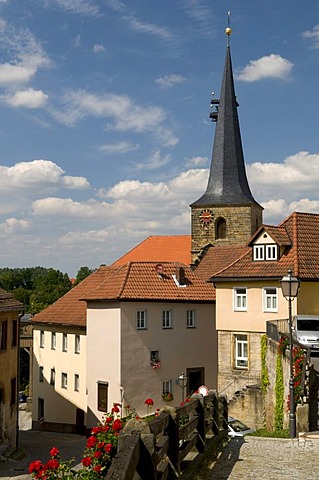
[199,209,213,225]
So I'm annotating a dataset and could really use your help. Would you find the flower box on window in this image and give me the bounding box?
[150,360,161,369]
[162,392,174,401]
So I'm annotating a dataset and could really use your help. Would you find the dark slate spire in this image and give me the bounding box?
[191,45,261,208]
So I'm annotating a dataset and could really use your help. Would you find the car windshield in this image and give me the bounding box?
[229,419,250,432]
[297,320,319,331]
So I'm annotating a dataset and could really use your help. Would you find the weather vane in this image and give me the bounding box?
[225,10,232,46]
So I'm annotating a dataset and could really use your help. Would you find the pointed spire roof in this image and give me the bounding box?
[191,45,261,208]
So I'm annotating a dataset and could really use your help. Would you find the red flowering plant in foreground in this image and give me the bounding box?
[287,346,306,411]
[29,402,156,479]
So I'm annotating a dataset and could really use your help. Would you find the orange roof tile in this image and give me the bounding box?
[83,262,215,302]
[31,266,115,327]
[111,235,191,267]
[194,245,250,282]
[211,212,319,280]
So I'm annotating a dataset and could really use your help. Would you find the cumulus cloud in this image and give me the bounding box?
[5,88,48,108]
[0,159,90,191]
[0,217,30,234]
[247,151,319,203]
[59,228,109,245]
[50,90,179,146]
[155,74,186,89]
[98,141,139,154]
[236,54,293,82]
[302,24,319,48]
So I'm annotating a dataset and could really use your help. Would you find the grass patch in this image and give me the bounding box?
[249,428,289,438]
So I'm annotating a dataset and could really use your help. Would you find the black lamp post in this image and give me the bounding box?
[280,269,300,438]
[178,372,187,402]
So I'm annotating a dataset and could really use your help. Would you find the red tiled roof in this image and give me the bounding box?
[211,212,319,280]
[0,288,23,311]
[111,235,191,267]
[249,225,291,247]
[31,266,115,327]
[194,245,250,282]
[83,262,215,302]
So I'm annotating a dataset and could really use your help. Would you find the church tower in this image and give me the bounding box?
[190,24,263,263]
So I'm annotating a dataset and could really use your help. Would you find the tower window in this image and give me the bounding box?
[215,217,226,239]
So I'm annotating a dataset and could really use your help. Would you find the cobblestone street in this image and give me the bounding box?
[195,435,319,479]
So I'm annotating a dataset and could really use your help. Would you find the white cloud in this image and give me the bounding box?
[99,141,139,154]
[184,156,209,168]
[247,151,319,203]
[5,88,48,108]
[302,24,319,48]
[0,159,90,191]
[93,44,105,53]
[0,217,30,234]
[236,54,293,82]
[50,90,179,146]
[123,15,175,42]
[155,74,186,89]
[59,228,109,245]
[42,0,99,16]
[104,0,124,11]
[134,150,171,170]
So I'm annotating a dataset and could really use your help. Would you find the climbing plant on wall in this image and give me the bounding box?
[261,334,270,394]
[274,350,284,430]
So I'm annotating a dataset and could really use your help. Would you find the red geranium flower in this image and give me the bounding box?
[49,447,59,458]
[81,456,92,467]
[29,460,43,474]
[94,465,102,473]
[91,426,103,435]
[97,441,105,449]
[86,435,97,448]
[144,398,154,406]
[94,451,102,459]
[111,405,120,413]
[104,443,113,454]
[112,419,123,432]
[45,459,59,470]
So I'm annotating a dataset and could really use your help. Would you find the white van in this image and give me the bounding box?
[293,315,319,351]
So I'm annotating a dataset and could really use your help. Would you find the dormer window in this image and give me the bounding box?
[253,244,278,261]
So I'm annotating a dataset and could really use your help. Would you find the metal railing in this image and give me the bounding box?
[219,370,261,401]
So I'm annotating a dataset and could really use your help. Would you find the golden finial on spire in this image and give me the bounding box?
[225,10,232,45]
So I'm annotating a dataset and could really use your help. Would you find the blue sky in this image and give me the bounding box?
[0,0,319,276]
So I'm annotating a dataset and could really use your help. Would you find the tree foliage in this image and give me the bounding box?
[76,266,95,284]
[0,267,72,314]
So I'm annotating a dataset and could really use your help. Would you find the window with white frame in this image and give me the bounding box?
[266,245,278,260]
[40,330,45,348]
[162,310,172,329]
[186,309,196,328]
[233,288,247,311]
[263,287,278,312]
[39,366,44,383]
[74,374,80,392]
[51,332,56,350]
[75,334,80,354]
[62,333,68,352]
[162,379,173,395]
[253,245,264,261]
[61,372,68,389]
[50,368,55,386]
[136,310,147,330]
[234,334,248,369]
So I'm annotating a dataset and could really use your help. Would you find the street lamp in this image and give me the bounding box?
[280,269,300,438]
[178,372,187,402]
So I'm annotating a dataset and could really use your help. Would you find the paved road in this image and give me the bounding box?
[0,408,86,480]
[2,408,319,479]
[195,435,319,479]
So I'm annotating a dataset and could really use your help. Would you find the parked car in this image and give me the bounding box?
[19,392,27,403]
[228,417,254,437]
[293,315,319,351]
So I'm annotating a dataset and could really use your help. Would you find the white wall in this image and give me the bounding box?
[32,326,87,427]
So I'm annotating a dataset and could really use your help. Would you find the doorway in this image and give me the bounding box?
[186,367,205,396]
